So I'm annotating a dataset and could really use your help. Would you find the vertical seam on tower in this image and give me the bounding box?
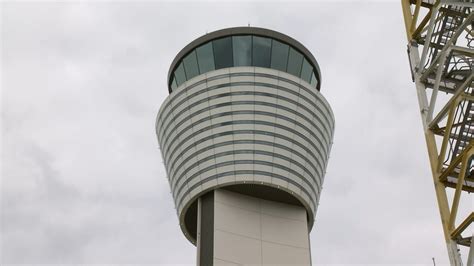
[308,82,320,211]
[292,78,303,198]
[259,196,263,265]
[252,68,256,183]
[203,74,213,191]
[229,72,237,184]
[270,71,278,186]
[208,75,218,187]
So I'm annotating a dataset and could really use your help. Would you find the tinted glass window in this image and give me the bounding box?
[287,47,303,77]
[252,36,271,68]
[171,76,177,91]
[183,50,199,79]
[310,72,318,87]
[300,58,312,83]
[175,62,186,86]
[170,34,320,92]
[270,40,289,71]
[213,37,233,69]
[232,36,252,66]
[196,42,215,74]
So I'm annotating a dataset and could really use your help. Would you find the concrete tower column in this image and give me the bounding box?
[197,189,312,265]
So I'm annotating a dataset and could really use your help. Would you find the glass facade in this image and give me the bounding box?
[287,47,303,77]
[196,42,215,73]
[174,63,186,86]
[270,40,289,72]
[232,36,252,66]
[213,37,233,69]
[183,51,199,80]
[170,34,319,91]
[300,58,312,84]
[252,36,271,68]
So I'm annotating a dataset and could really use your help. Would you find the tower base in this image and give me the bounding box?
[197,189,312,266]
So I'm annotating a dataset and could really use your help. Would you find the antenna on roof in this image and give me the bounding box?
[248,22,250,27]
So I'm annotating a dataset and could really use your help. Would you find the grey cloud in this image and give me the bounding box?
[2,1,468,265]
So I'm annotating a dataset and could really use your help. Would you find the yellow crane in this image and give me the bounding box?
[402,1,473,265]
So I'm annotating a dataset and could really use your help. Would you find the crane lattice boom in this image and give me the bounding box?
[402,1,473,265]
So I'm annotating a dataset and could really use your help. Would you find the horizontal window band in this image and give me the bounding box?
[174,159,318,200]
[169,140,322,189]
[163,120,329,174]
[157,74,334,132]
[158,81,333,136]
[159,97,332,146]
[165,72,314,115]
[161,109,330,159]
[166,129,326,181]
[163,118,329,170]
[178,71,333,123]
[175,169,317,212]
[159,99,332,152]
[170,149,321,195]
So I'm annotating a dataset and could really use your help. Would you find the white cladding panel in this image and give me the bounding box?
[213,189,311,266]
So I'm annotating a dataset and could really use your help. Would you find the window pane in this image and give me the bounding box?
[183,50,199,79]
[232,36,252,66]
[252,36,271,68]
[213,37,233,69]
[196,42,215,74]
[300,58,312,83]
[287,47,303,77]
[171,76,177,91]
[174,62,186,86]
[270,40,289,71]
[310,72,318,88]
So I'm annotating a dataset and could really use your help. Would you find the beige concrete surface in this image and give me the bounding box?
[213,189,311,266]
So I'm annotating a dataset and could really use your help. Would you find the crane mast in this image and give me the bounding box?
[402,1,473,265]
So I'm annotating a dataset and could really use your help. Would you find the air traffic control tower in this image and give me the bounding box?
[156,27,335,265]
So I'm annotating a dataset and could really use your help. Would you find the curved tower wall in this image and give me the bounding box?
[157,67,334,242]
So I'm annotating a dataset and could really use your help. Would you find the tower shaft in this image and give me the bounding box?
[196,189,311,265]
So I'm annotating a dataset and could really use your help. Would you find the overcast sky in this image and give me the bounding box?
[2,1,472,265]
